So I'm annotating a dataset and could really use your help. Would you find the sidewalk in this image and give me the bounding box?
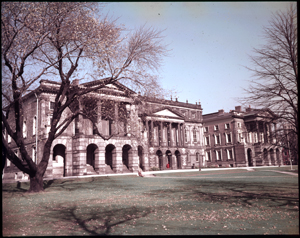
[2,165,295,183]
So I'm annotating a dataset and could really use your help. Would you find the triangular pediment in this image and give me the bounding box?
[152,108,183,119]
[81,78,136,95]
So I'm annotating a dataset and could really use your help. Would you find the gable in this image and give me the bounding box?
[153,109,182,118]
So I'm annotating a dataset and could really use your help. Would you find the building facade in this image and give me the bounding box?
[202,106,283,167]
[3,79,205,181]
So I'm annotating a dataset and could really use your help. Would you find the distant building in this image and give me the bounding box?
[202,106,283,167]
[3,79,205,181]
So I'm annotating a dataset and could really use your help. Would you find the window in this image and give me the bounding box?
[248,132,252,143]
[206,151,211,161]
[33,116,36,135]
[254,132,258,143]
[23,120,27,138]
[46,114,52,134]
[227,149,233,160]
[204,126,208,133]
[50,101,55,110]
[226,133,232,143]
[205,136,210,146]
[191,112,196,118]
[8,133,11,143]
[214,125,219,131]
[238,133,244,143]
[225,123,230,129]
[184,128,188,143]
[196,153,199,162]
[32,147,36,163]
[193,129,197,143]
[216,150,222,160]
[260,133,264,143]
[215,134,220,145]
[238,122,241,128]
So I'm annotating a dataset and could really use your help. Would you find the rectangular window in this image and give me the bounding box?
[226,133,232,143]
[215,134,220,145]
[33,116,36,135]
[238,133,244,143]
[216,150,222,160]
[254,132,258,143]
[225,123,230,129]
[23,121,27,138]
[206,151,211,161]
[227,149,233,160]
[184,128,188,143]
[260,133,264,143]
[214,125,219,131]
[32,147,36,163]
[238,122,241,128]
[204,126,208,133]
[205,136,210,146]
[193,129,197,143]
[248,132,252,143]
[50,101,55,110]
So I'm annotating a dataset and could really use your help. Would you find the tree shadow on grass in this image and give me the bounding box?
[43,176,136,193]
[144,179,299,212]
[43,204,153,235]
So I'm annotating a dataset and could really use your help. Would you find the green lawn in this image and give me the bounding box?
[2,166,299,236]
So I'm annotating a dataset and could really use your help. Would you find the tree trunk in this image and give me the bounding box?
[28,172,44,193]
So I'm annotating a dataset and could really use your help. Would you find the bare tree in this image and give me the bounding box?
[1,2,169,192]
[242,3,298,160]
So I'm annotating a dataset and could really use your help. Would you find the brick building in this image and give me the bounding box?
[3,79,205,181]
[202,106,283,167]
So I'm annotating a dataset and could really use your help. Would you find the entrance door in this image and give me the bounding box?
[247,149,253,166]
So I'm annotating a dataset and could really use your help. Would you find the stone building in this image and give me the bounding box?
[202,106,283,167]
[3,79,205,181]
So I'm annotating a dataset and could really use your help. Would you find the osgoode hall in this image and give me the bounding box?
[3,79,283,181]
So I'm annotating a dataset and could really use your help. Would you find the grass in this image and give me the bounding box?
[2,166,299,236]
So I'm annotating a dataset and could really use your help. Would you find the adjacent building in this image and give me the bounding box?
[202,106,283,167]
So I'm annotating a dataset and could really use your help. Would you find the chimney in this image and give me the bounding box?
[235,106,241,112]
[218,109,224,114]
[246,105,252,112]
[72,79,79,86]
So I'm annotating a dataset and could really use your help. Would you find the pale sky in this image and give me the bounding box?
[101,2,293,114]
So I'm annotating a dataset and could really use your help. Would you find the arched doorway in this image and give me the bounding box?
[175,150,181,169]
[270,149,275,165]
[122,144,132,170]
[247,148,253,166]
[138,146,144,170]
[263,148,268,165]
[166,150,172,169]
[86,144,98,169]
[156,150,163,170]
[105,144,115,169]
[53,144,66,177]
